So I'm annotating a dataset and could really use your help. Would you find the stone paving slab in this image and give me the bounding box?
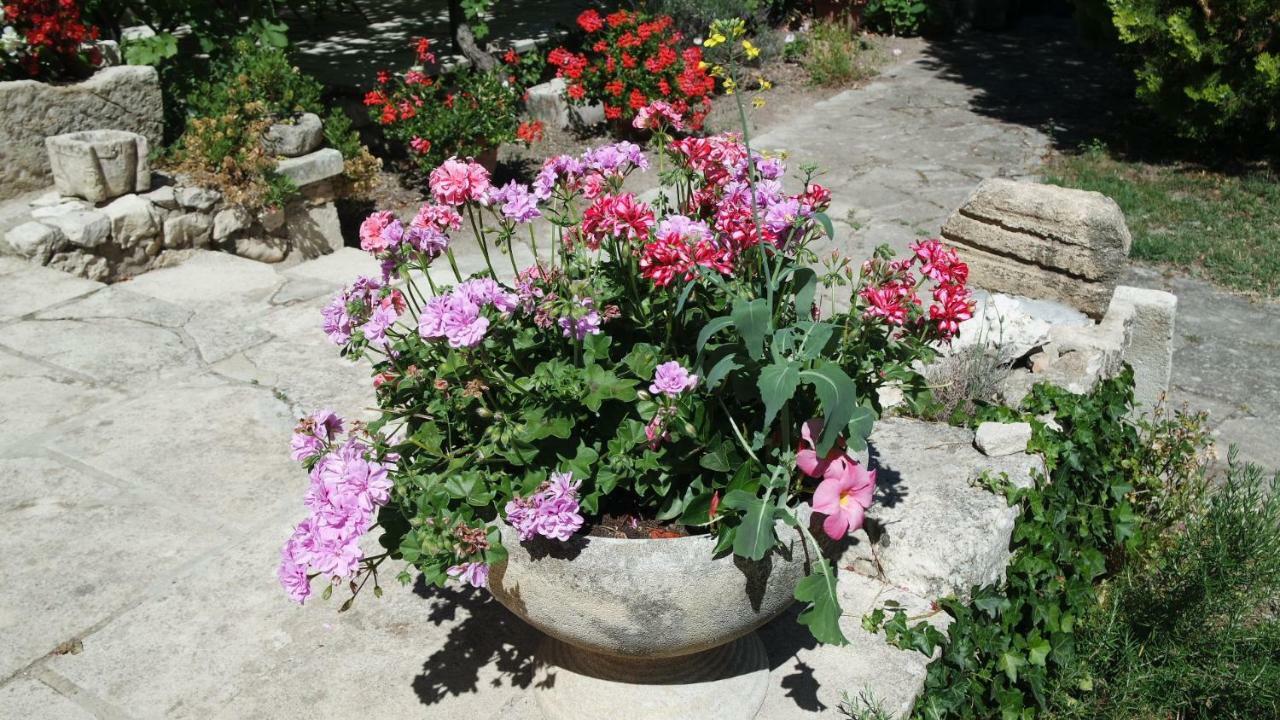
[0,453,223,681]
[0,262,102,322]
[0,349,123,449]
[122,251,285,308]
[0,677,96,720]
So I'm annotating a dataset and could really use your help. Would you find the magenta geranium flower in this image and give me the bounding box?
[650,361,698,397]
[429,157,491,206]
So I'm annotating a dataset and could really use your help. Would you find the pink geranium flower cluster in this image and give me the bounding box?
[279,413,395,603]
[796,419,877,540]
[419,278,518,349]
[321,276,407,349]
[505,472,585,542]
[858,238,975,341]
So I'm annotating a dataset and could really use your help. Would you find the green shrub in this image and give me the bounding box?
[863,0,931,36]
[1077,0,1280,148]
[802,19,877,87]
[863,371,1217,719]
[636,0,782,53]
[1051,454,1280,719]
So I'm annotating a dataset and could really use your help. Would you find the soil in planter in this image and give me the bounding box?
[586,514,695,540]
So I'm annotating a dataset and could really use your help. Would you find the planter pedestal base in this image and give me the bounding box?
[533,633,770,720]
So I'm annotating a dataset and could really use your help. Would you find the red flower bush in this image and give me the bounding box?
[857,239,975,341]
[548,9,715,130]
[1,0,100,81]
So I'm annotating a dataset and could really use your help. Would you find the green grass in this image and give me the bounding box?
[800,20,878,88]
[1043,145,1280,296]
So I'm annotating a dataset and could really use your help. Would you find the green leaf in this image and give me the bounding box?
[998,650,1025,683]
[622,342,660,380]
[794,558,849,645]
[582,364,637,412]
[732,497,777,560]
[696,316,735,353]
[800,362,859,454]
[758,361,801,430]
[704,352,741,391]
[844,405,876,453]
[795,321,835,361]
[731,298,772,360]
[679,491,716,525]
[812,211,835,240]
[1027,633,1051,667]
[793,267,818,318]
[700,442,734,472]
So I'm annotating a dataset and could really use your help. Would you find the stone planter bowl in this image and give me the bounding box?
[488,507,812,720]
[45,129,150,203]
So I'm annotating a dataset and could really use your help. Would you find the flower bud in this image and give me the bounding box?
[636,390,651,401]
[476,407,493,418]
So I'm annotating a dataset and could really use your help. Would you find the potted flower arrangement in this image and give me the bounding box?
[1,0,102,81]
[278,101,973,712]
[365,38,544,173]
[548,9,716,132]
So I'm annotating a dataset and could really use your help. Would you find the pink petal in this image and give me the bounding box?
[842,502,866,534]
[812,475,843,514]
[800,418,823,446]
[822,509,849,540]
[851,468,876,508]
[796,448,826,478]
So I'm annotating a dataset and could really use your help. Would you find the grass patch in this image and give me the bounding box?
[1043,143,1280,296]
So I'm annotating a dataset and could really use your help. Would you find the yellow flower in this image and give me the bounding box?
[704,32,725,48]
[698,61,709,70]
[742,40,760,60]
[723,77,737,95]
[757,77,773,90]
[730,19,747,38]
[752,96,766,109]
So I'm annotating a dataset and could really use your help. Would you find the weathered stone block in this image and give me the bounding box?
[45,129,150,202]
[233,235,288,263]
[285,201,343,257]
[276,148,343,187]
[262,113,323,157]
[42,208,111,249]
[103,194,158,249]
[213,206,252,241]
[176,186,222,212]
[1109,286,1176,412]
[4,221,65,263]
[0,65,163,200]
[526,78,605,130]
[941,179,1132,318]
[163,212,212,249]
[143,185,178,210]
[952,291,1091,362]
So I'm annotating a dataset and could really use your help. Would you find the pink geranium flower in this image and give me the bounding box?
[429,157,492,206]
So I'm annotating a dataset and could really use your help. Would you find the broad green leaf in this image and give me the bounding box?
[800,362,859,455]
[1027,633,1051,667]
[998,650,1025,683]
[731,297,772,360]
[700,442,734,472]
[622,342,659,380]
[696,316,735,353]
[795,321,835,360]
[794,558,848,645]
[679,491,716,525]
[844,405,876,453]
[792,266,818,318]
[812,211,836,241]
[704,352,741,391]
[732,497,777,560]
[758,361,801,430]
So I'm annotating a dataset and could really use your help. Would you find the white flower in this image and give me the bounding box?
[1,26,25,55]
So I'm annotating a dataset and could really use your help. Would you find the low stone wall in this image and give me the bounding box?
[2,149,345,282]
[0,66,164,200]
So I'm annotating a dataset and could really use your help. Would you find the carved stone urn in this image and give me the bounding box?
[488,508,811,720]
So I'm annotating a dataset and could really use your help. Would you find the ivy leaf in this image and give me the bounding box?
[582,364,637,412]
[758,361,801,430]
[731,297,771,360]
[998,650,1025,683]
[794,558,849,645]
[1027,633,1051,667]
[696,316,735,353]
[732,496,777,560]
[800,362,859,455]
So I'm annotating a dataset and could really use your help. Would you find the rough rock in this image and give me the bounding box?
[952,291,1091,361]
[260,206,286,235]
[276,148,344,187]
[29,190,65,207]
[48,251,111,281]
[1109,286,1176,412]
[942,179,1132,318]
[102,194,158,249]
[212,206,252,241]
[262,113,323,157]
[45,129,150,203]
[4,221,65,263]
[233,235,288,263]
[163,213,212,249]
[0,65,163,199]
[42,209,111,249]
[176,186,222,212]
[974,421,1032,457]
[863,418,1044,599]
[30,201,89,221]
[143,185,178,210]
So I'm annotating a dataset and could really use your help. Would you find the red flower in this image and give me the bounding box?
[929,283,974,339]
[581,193,655,249]
[605,80,624,97]
[503,49,519,64]
[605,10,631,28]
[376,69,390,84]
[640,234,693,287]
[415,37,435,64]
[409,137,432,154]
[628,89,648,111]
[603,105,622,120]
[567,83,586,100]
[516,120,544,144]
[577,9,604,33]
